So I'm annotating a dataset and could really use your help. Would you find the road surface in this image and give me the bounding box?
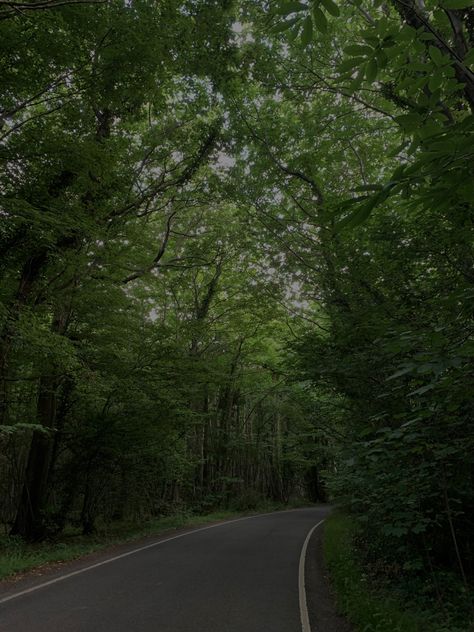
[0,506,331,632]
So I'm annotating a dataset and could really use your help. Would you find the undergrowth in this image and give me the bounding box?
[323,512,473,632]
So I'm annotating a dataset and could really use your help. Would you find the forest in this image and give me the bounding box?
[0,0,473,629]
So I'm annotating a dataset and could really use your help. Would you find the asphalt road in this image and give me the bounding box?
[0,506,330,632]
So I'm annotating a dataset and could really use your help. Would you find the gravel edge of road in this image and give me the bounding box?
[306,522,353,632]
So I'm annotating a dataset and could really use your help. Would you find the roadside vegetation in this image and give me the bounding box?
[324,514,472,632]
[1,0,473,627]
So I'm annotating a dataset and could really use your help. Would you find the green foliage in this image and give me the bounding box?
[324,513,471,631]
[1,0,473,625]
[238,0,474,621]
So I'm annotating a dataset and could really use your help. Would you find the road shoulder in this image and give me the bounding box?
[306,522,353,632]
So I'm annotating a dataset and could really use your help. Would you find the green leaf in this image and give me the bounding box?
[408,61,432,72]
[375,49,388,68]
[288,24,302,41]
[390,164,406,181]
[270,17,300,33]
[274,1,307,15]
[464,48,474,66]
[336,197,376,231]
[365,57,378,81]
[0,423,52,436]
[387,365,414,381]
[339,57,365,72]
[387,140,409,157]
[428,45,444,66]
[349,67,364,91]
[320,0,340,16]
[408,383,436,396]
[336,183,395,231]
[352,184,384,192]
[394,113,423,132]
[419,32,436,42]
[442,0,473,8]
[428,70,443,92]
[312,6,328,32]
[417,120,443,140]
[301,16,313,46]
[343,44,372,56]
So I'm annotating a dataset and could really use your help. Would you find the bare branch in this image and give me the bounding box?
[0,0,106,19]
[122,210,178,284]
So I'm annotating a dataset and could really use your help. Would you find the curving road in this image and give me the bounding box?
[0,506,330,632]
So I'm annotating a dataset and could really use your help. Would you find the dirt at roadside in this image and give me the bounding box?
[306,524,353,632]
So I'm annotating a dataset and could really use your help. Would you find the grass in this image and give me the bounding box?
[0,500,307,581]
[323,512,472,632]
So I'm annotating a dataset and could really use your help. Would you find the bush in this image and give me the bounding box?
[323,513,472,632]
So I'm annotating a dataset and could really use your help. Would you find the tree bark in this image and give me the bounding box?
[10,307,69,540]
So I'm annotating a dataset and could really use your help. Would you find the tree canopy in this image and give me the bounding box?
[1,0,473,626]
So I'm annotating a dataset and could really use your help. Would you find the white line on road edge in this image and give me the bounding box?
[0,507,323,606]
[299,519,325,632]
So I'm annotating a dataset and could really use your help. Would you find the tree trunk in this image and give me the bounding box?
[10,374,58,539]
[10,308,69,540]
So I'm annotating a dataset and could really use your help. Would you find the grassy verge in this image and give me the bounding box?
[0,500,307,581]
[323,513,471,632]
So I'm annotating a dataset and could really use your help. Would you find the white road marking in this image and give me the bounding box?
[299,519,325,632]
[0,507,324,606]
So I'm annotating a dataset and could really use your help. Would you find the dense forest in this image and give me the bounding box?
[1,0,473,628]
